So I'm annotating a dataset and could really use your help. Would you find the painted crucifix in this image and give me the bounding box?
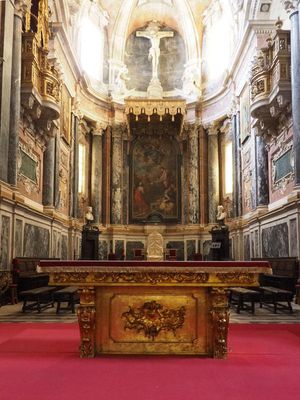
[136,21,174,80]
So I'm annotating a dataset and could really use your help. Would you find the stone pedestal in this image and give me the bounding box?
[147,78,163,99]
[81,225,100,260]
[210,225,230,261]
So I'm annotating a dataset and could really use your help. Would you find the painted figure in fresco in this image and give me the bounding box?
[134,182,149,216]
[158,166,168,187]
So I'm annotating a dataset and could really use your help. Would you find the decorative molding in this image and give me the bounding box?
[78,288,96,358]
[210,287,229,359]
[51,271,210,285]
[125,99,186,121]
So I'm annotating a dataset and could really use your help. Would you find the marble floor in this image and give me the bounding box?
[0,301,300,324]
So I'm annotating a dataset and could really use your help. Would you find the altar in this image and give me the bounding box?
[38,260,271,359]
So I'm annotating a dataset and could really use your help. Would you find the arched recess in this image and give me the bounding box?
[109,0,200,86]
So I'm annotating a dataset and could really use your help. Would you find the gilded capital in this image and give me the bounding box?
[92,122,105,136]
[206,122,219,136]
[281,0,300,15]
[14,0,31,17]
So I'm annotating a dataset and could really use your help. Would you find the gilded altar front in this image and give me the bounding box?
[38,260,271,359]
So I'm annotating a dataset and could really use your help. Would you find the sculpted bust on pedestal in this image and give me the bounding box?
[216,205,227,226]
[85,206,94,225]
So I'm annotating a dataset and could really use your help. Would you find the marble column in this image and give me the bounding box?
[256,136,269,206]
[0,1,14,181]
[54,127,60,207]
[282,1,300,186]
[111,124,125,224]
[71,114,79,218]
[187,124,200,224]
[8,1,30,185]
[91,124,103,224]
[207,124,220,223]
[42,129,56,207]
[232,112,242,217]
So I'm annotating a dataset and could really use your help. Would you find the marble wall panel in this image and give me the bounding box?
[244,235,250,261]
[251,232,255,259]
[23,224,49,258]
[115,240,124,260]
[99,240,108,260]
[289,219,298,257]
[126,241,144,260]
[187,240,196,261]
[61,235,68,260]
[262,223,289,258]
[52,231,61,259]
[255,230,259,258]
[203,240,212,259]
[15,219,23,257]
[53,231,57,258]
[166,241,184,261]
[0,216,10,269]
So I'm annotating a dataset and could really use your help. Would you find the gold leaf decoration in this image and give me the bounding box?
[122,300,186,340]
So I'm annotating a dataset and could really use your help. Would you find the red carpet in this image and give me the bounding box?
[0,323,299,400]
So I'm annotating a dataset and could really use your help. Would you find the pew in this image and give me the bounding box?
[20,286,57,313]
[252,257,299,313]
[53,286,79,313]
[12,257,59,293]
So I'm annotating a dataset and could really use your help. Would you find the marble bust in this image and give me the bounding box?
[216,205,227,225]
[85,206,94,225]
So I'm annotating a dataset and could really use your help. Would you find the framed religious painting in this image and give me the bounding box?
[60,85,72,143]
[240,84,251,143]
[130,134,180,223]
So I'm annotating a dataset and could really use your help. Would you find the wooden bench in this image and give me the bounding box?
[53,287,79,314]
[259,286,294,313]
[20,286,57,313]
[13,257,59,293]
[229,287,260,314]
